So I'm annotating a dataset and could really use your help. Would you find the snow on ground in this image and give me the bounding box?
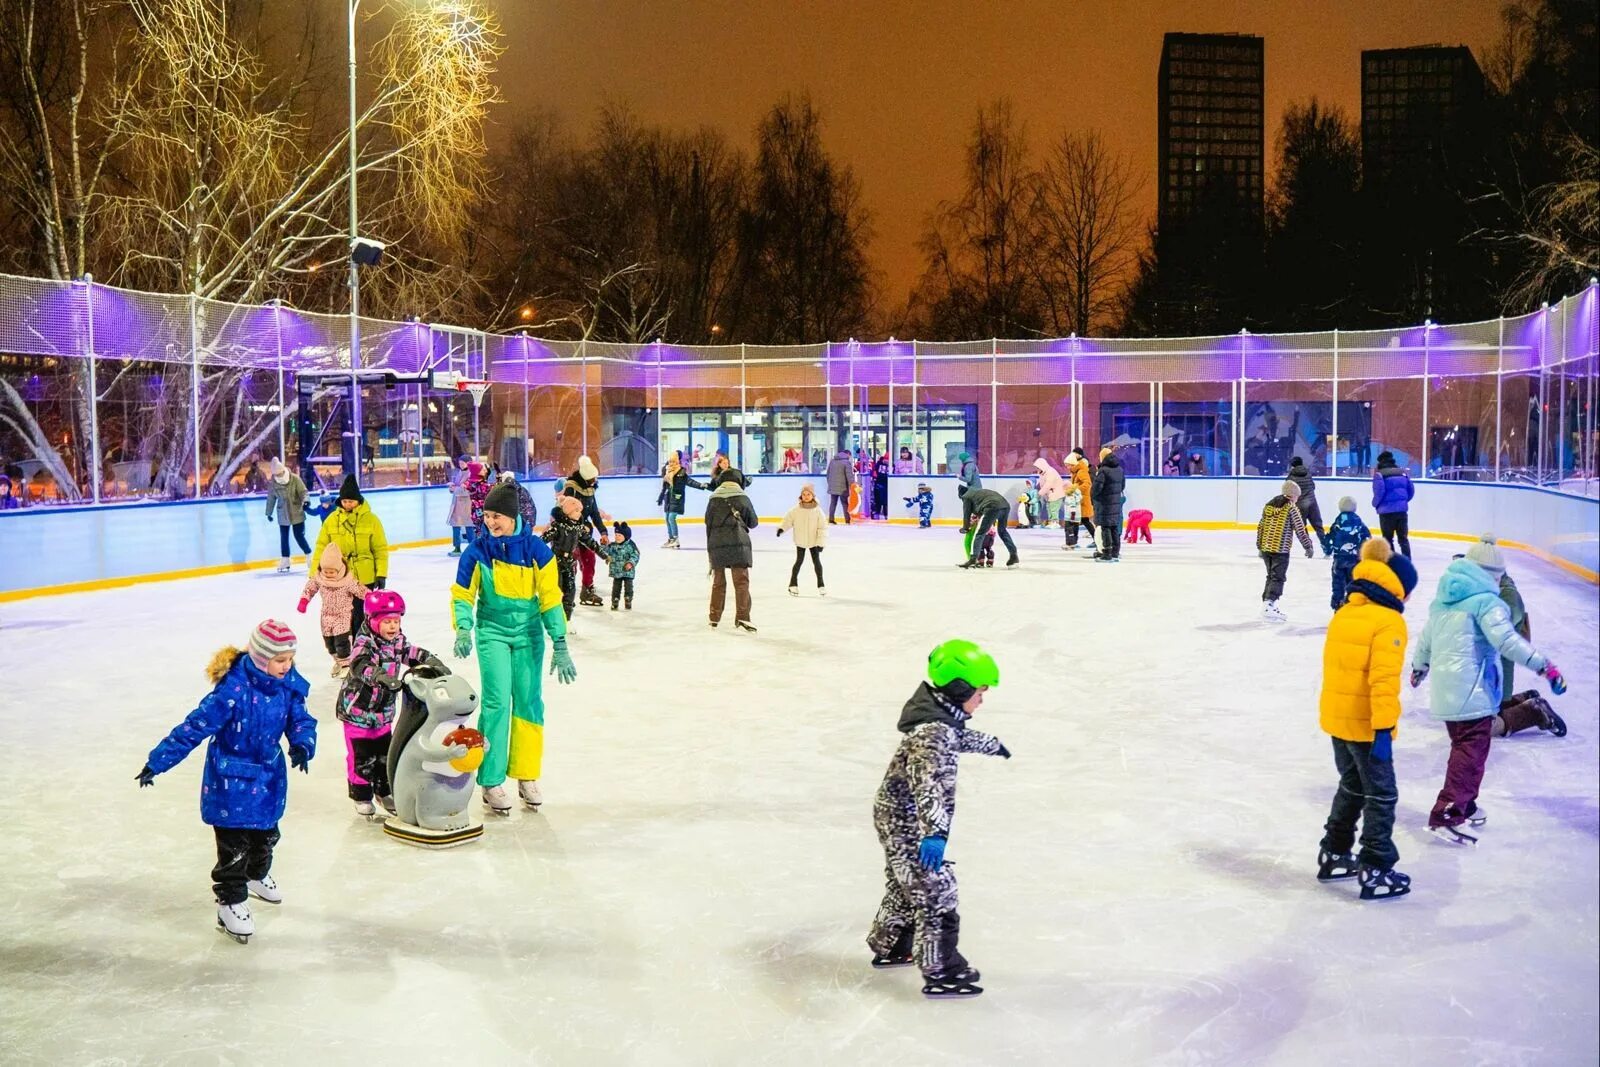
[1,523,1596,1066]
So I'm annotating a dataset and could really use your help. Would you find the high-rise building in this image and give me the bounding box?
[1360,45,1485,189]
[1157,32,1265,230]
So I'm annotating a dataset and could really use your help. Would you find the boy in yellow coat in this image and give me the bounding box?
[1316,538,1419,900]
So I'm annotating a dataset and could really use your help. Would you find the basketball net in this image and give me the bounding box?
[460,381,491,408]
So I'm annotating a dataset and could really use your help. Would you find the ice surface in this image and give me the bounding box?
[1,524,1596,1066]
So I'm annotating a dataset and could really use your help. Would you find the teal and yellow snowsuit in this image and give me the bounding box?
[451,518,566,787]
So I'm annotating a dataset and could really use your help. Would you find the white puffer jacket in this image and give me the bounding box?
[780,503,828,548]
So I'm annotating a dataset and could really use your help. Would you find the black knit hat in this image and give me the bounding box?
[613,520,632,541]
[1377,450,1396,467]
[483,481,519,518]
[337,474,363,504]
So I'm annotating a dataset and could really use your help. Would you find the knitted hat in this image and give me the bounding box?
[1338,496,1357,513]
[1281,480,1302,499]
[248,619,297,669]
[468,461,484,479]
[499,469,516,483]
[1465,534,1506,576]
[1360,538,1418,597]
[958,452,971,462]
[318,542,347,576]
[1290,455,1303,467]
[483,481,519,518]
[577,455,599,480]
[1377,451,1396,467]
[613,520,632,541]
[270,458,288,483]
[337,474,362,505]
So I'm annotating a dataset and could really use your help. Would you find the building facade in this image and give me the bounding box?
[1157,32,1265,230]
[1360,45,1486,192]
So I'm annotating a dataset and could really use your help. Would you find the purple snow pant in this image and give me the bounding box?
[1429,716,1494,828]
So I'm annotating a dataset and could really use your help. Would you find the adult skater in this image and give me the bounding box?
[1091,447,1126,561]
[957,487,1017,569]
[657,450,704,548]
[1371,450,1415,557]
[1068,451,1096,552]
[1033,457,1065,527]
[452,479,576,814]
[564,455,609,607]
[312,475,389,634]
[265,459,312,573]
[705,468,759,631]
[1286,456,1329,555]
[956,451,982,532]
[1411,534,1566,845]
[1315,538,1418,900]
[825,449,856,524]
[866,639,1010,998]
[446,455,473,556]
[872,452,892,519]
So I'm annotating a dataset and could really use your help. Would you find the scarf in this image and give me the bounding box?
[711,480,746,500]
[799,498,818,509]
[1346,577,1405,614]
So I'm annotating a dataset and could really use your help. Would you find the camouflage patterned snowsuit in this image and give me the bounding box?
[868,683,1007,975]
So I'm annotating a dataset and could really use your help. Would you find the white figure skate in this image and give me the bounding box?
[217,901,254,944]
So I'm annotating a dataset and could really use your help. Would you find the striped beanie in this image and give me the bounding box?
[248,619,298,668]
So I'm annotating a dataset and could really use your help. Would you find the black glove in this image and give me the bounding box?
[136,765,156,788]
[996,742,1012,759]
[289,746,311,773]
[776,527,784,537]
[378,673,405,692]
[421,654,448,673]
[372,576,387,589]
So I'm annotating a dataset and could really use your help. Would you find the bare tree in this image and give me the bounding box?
[1031,130,1142,336]
[1497,134,1599,307]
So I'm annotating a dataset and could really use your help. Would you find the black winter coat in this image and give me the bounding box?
[962,487,1009,515]
[705,490,759,569]
[657,468,705,515]
[1092,454,1127,522]
[1286,462,1318,506]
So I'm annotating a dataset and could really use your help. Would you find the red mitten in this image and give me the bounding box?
[296,598,309,614]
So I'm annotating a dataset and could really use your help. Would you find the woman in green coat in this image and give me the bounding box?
[312,475,390,633]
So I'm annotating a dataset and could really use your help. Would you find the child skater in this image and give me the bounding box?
[452,478,576,815]
[1327,496,1370,610]
[542,493,609,622]
[336,590,440,818]
[136,620,316,944]
[980,525,997,567]
[1315,539,1418,900]
[904,483,934,528]
[607,521,641,610]
[1061,481,1083,549]
[778,483,827,595]
[297,543,369,676]
[867,639,1010,998]
[1256,480,1315,622]
[1411,534,1567,845]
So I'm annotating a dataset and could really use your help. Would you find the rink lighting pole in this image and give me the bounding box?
[347,0,363,485]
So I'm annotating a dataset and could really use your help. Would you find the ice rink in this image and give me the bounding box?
[2,522,1596,1065]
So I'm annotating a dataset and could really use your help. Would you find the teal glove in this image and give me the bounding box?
[452,629,473,659]
[550,637,577,684]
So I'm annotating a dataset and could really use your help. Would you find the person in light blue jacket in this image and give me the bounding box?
[1410,536,1565,845]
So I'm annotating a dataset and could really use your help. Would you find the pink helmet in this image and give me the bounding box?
[364,589,406,623]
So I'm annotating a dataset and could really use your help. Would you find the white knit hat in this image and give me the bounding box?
[1465,534,1506,575]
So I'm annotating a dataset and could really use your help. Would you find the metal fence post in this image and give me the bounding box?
[580,339,588,460]
[1538,307,1548,486]
[189,292,202,498]
[1330,328,1339,477]
[824,341,832,455]
[82,276,101,505]
[911,340,919,471]
[273,302,287,469]
[1421,322,1431,477]
[989,338,997,475]
[740,341,747,470]
[1495,316,1504,481]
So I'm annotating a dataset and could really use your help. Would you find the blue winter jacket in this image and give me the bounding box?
[1327,511,1370,565]
[1413,559,1546,722]
[1370,465,1415,515]
[146,654,317,829]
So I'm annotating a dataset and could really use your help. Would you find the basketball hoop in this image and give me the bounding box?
[457,379,491,408]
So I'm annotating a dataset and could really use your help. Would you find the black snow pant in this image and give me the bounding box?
[1300,498,1327,553]
[278,522,312,557]
[1099,514,1123,559]
[212,826,280,905]
[1331,560,1356,610]
[610,577,634,607]
[322,632,352,660]
[557,559,577,618]
[1379,512,1410,558]
[1320,737,1399,870]
[349,595,366,638]
[967,507,1017,564]
[789,546,824,588]
[346,732,392,803]
[867,814,967,977]
[1261,551,1290,601]
[828,493,852,523]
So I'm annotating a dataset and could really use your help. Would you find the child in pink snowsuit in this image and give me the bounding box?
[298,544,369,676]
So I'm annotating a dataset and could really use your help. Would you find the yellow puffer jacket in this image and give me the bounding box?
[1319,545,1408,742]
[312,502,389,586]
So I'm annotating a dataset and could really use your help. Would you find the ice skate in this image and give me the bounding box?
[518,779,543,810]
[1357,865,1411,900]
[275,557,291,574]
[611,601,620,611]
[448,547,462,557]
[921,966,983,998]
[579,586,604,607]
[1464,806,1487,827]
[734,619,758,633]
[247,874,282,904]
[329,660,342,678]
[1316,849,1358,881]
[1429,823,1478,847]
[1262,600,1287,623]
[817,587,826,596]
[353,798,376,818]
[216,901,254,943]
[625,598,633,610]
[482,783,513,816]
[957,559,981,569]
[376,794,397,817]
[870,949,913,969]
[1005,556,1019,568]
[788,585,799,596]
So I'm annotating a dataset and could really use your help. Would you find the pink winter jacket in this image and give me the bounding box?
[300,573,370,637]
[1033,458,1066,502]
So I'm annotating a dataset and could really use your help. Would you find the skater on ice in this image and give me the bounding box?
[1032,457,1065,527]
[563,455,610,608]
[705,468,760,631]
[825,449,856,525]
[297,543,369,677]
[1316,538,1417,900]
[312,475,390,634]
[657,449,703,547]
[957,487,1017,569]
[1327,496,1371,609]
[778,483,827,595]
[1371,450,1415,557]
[336,589,442,819]
[1091,447,1126,561]
[1286,456,1330,556]
[1256,480,1315,621]
[453,478,576,816]
[866,639,1010,998]
[543,493,610,621]
[1067,450,1096,552]
[135,620,316,944]
[264,458,312,572]
[447,455,474,555]
[1411,534,1566,846]
[607,521,641,610]
[904,483,934,528]
[955,451,982,533]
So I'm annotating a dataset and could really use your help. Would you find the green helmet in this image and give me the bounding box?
[927,639,999,689]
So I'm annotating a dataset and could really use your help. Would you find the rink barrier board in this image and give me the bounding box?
[0,474,1594,598]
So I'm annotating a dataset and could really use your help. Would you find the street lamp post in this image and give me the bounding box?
[347,0,364,484]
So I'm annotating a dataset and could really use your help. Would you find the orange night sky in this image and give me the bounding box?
[488,0,1507,304]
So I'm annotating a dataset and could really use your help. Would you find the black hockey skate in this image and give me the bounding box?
[1357,865,1411,900]
[870,949,913,969]
[579,586,604,607]
[1316,849,1359,881]
[921,966,983,998]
